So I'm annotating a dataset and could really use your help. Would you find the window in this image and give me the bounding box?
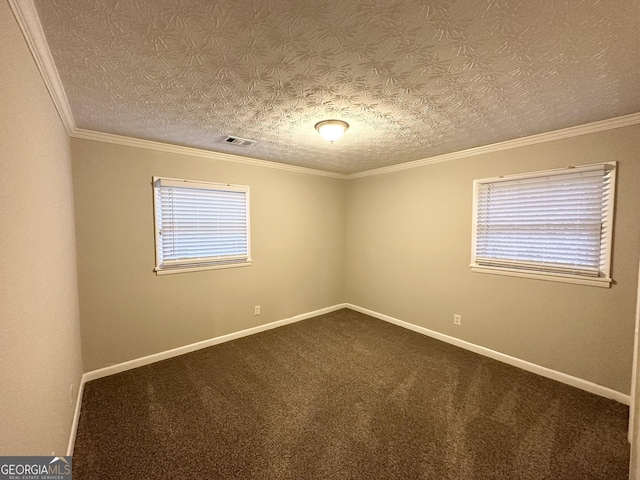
[153,177,251,275]
[470,162,616,287]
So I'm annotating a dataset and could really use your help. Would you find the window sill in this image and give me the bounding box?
[155,261,252,276]
[470,265,611,288]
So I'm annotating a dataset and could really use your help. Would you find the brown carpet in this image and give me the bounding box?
[73,308,629,479]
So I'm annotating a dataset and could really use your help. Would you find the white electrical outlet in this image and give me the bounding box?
[254,305,261,315]
[453,314,462,326]
[70,385,74,406]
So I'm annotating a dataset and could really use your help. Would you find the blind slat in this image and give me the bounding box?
[154,178,250,270]
[472,165,614,278]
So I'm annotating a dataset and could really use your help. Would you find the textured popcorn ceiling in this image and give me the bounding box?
[34,0,640,174]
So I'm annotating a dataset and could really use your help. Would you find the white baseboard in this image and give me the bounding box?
[345,303,630,405]
[67,303,347,454]
[66,301,627,454]
[83,304,347,383]
[66,375,85,456]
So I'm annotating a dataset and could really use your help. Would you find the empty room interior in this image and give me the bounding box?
[2,0,640,478]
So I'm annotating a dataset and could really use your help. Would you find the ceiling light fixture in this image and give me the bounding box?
[315,120,349,143]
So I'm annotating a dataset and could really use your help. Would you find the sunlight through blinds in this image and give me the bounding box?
[472,164,615,278]
[154,178,250,271]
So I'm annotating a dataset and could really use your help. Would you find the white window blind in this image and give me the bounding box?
[471,162,616,286]
[153,177,251,274]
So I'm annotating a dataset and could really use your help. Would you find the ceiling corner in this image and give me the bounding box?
[9,0,76,135]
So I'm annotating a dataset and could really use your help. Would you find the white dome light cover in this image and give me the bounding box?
[315,120,349,143]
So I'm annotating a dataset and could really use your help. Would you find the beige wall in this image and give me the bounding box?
[345,125,640,394]
[73,126,639,393]
[4,0,638,458]
[0,1,83,455]
[71,139,346,371]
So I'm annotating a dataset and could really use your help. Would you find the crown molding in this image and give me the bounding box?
[9,0,76,135]
[10,0,344,179]
[11,0,640,180]
[72,111,640,180]
[346,112,640,179]
[71,129,348,179]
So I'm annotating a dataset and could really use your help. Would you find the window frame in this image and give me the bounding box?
[152,176,252,276]
[470,162,616,288]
